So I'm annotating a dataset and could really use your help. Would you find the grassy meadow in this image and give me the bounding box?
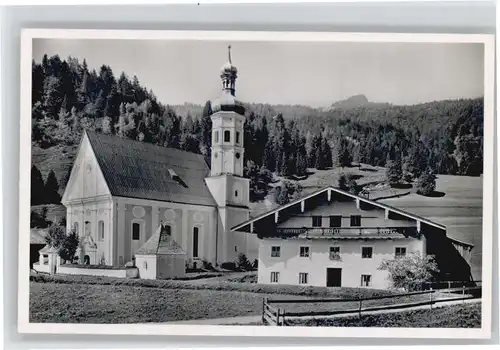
[285,302,481,328]
[381,175,483,281]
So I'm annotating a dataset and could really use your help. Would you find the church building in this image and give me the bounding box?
[61,47,259,268]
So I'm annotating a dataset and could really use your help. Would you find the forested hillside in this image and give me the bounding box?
[31,54,484,206]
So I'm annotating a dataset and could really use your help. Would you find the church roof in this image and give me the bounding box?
[86,130,216,206]
[135,224,186,255]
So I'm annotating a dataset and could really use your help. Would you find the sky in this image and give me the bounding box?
[33,39,484,108]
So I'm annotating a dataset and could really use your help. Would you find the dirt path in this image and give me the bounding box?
[164,298,481,325]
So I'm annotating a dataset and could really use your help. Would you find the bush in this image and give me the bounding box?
[237,253,252,271]
[273,180,303,205]
[220,262,238,271]
[416,172,437,196]
[252,259,258,269]
[378,253,439,291]
[58,230,79,262]
[44,221,67,248]
[338,173,358,194]
[202,260,215,271]
[44,222,79,262]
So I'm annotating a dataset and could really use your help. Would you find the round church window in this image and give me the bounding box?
[132,206,145,218]
[235,152,241,159]
[193,212,204,222]
[164,209,176,221]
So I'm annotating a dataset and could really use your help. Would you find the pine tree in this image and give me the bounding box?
[337,137,352,168]
[44,169,61,204]
[32,61,45,105]
[200,101,213,161]
[42,76,62,118]
[31,165,46,205]
[386,158,403,185]
[263,137,275,172]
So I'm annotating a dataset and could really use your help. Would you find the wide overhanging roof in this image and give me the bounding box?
[231,186,447,233]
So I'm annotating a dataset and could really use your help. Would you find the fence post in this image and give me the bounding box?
[462,285,465,303]
[429,289,433,309]
[277,308,281,326]
[358,299,363,318]
[262,298,266,324]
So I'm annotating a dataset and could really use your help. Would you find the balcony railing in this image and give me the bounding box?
[274,226,418,238]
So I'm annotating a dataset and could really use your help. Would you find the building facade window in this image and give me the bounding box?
[224,130,231,142]
[361,246,373,259]
[300,246,310,258]
[299,272,309,284]
[214,131,219,143]
[236,131,240,144]
[98,220,105,241]
[72,222,79,235]
[193,226,200,258]
[329,246,341,260]
[395,247,407,258]
[271,246,281,257]
[361,274,372,287]
[164,224,172,235]
[132,222,141,240]
[329,215,342,228]
[270,271,280,283]
[350,215,362,227]
[312,216,322,227]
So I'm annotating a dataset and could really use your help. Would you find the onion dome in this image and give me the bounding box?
[212,45,245,115]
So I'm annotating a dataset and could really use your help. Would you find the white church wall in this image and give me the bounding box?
[66,199,113,266]
[205,176,227,207]
[123,203,152,264]
[62,133,111,203]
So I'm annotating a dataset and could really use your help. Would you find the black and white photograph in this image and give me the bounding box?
[18,30,494,338]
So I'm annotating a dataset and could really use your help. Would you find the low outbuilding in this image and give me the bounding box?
[135,224,187,280]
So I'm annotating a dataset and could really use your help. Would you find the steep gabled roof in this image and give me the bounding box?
[231,186,447,232]
[135,225,186,255]
[85,130,216,206]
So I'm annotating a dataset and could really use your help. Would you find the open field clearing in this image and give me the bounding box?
[381,175,483,280]
[285,302,481,328]
[30,275,460,324]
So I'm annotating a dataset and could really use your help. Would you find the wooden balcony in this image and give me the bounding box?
[274,226,419,239]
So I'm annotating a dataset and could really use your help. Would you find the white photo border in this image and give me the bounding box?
[18,29,495,339]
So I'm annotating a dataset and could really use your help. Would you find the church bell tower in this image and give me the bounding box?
[205,46,251,263]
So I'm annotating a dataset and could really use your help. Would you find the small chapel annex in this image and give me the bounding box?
[59,46,259,269]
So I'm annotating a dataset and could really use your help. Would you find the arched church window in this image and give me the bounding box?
[73,222,79,235]
[164,224,172,236]
[236,132,240,144]
[224,130,230,143]
[214,131,219,143]
[98,220,105,241]
[235,190,238,197]
[192,226,200,258]
[132,222,140,240]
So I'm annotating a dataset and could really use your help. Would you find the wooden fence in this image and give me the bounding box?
[262,286,481,326]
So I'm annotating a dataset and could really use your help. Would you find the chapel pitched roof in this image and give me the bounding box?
[85,130,216,206]
[135,224,186,255]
